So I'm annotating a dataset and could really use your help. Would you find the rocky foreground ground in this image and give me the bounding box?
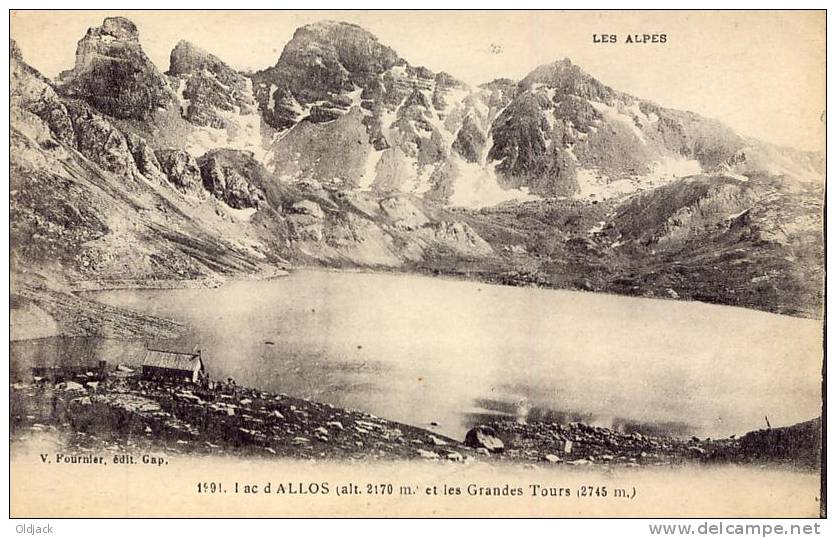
[10,370,821,469]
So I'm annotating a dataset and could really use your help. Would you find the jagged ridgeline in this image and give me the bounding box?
[10,17,824,330]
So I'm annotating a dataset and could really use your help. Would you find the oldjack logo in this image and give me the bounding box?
[15,524,54,535]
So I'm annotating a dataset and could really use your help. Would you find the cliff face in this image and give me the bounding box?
[57,17,174,120]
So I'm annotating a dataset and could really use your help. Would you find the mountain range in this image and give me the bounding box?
[10,17,824,338]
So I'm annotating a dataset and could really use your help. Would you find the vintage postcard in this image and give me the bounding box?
[8,9,825,518]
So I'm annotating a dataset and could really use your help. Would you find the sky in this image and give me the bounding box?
[10,10,825,152]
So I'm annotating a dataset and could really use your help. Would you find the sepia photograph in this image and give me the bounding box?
[7,8,826,520]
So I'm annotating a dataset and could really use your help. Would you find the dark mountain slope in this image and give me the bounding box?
[56,17,174,120]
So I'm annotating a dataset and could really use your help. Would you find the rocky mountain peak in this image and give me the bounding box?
[434,71,463,90]
[57,16,173,120]
[286,20,399,74]
[519,58,618,103]
[166,40,255,130]
[169,40,232,78]
[251,20,403,129]
[10,39,78,147]
[279,19,400,94]
[92,16,139,41]
[69,17,141,74]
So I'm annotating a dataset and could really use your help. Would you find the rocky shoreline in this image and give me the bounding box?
[10,266,295,341]
[10,369,821,469]
[70,267,290,292]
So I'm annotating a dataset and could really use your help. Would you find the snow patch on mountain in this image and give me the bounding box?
[185,108,273,161]
[576,156,703,200]
[175,79,190,109]
[448,155,538,208]
[588,100,647,143]
[359,149,384,190]
[650,156,703,179]
[347,87,364,109]
[182,79,275,160]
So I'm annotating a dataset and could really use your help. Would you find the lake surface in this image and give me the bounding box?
[11,270,823,439]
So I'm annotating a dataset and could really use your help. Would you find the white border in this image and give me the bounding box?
[2,2,830,535]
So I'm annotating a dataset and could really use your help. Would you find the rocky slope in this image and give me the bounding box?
[9,15,825,327]
[487,58,823,200]
[12,36,287,337]
[165,40,274,160]
[449,170,823,317]
[11,372,820,468]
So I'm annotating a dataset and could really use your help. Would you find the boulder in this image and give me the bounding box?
[155,149,207,198]
[126,134,166,182]
[291,200,325,219]
[197,149,267,208]
[563,439,573,454]
[417,448,439,460]
[445,451,464,462]
[464,425,505,453]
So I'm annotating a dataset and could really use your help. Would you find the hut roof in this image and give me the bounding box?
[142,349,201,372]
